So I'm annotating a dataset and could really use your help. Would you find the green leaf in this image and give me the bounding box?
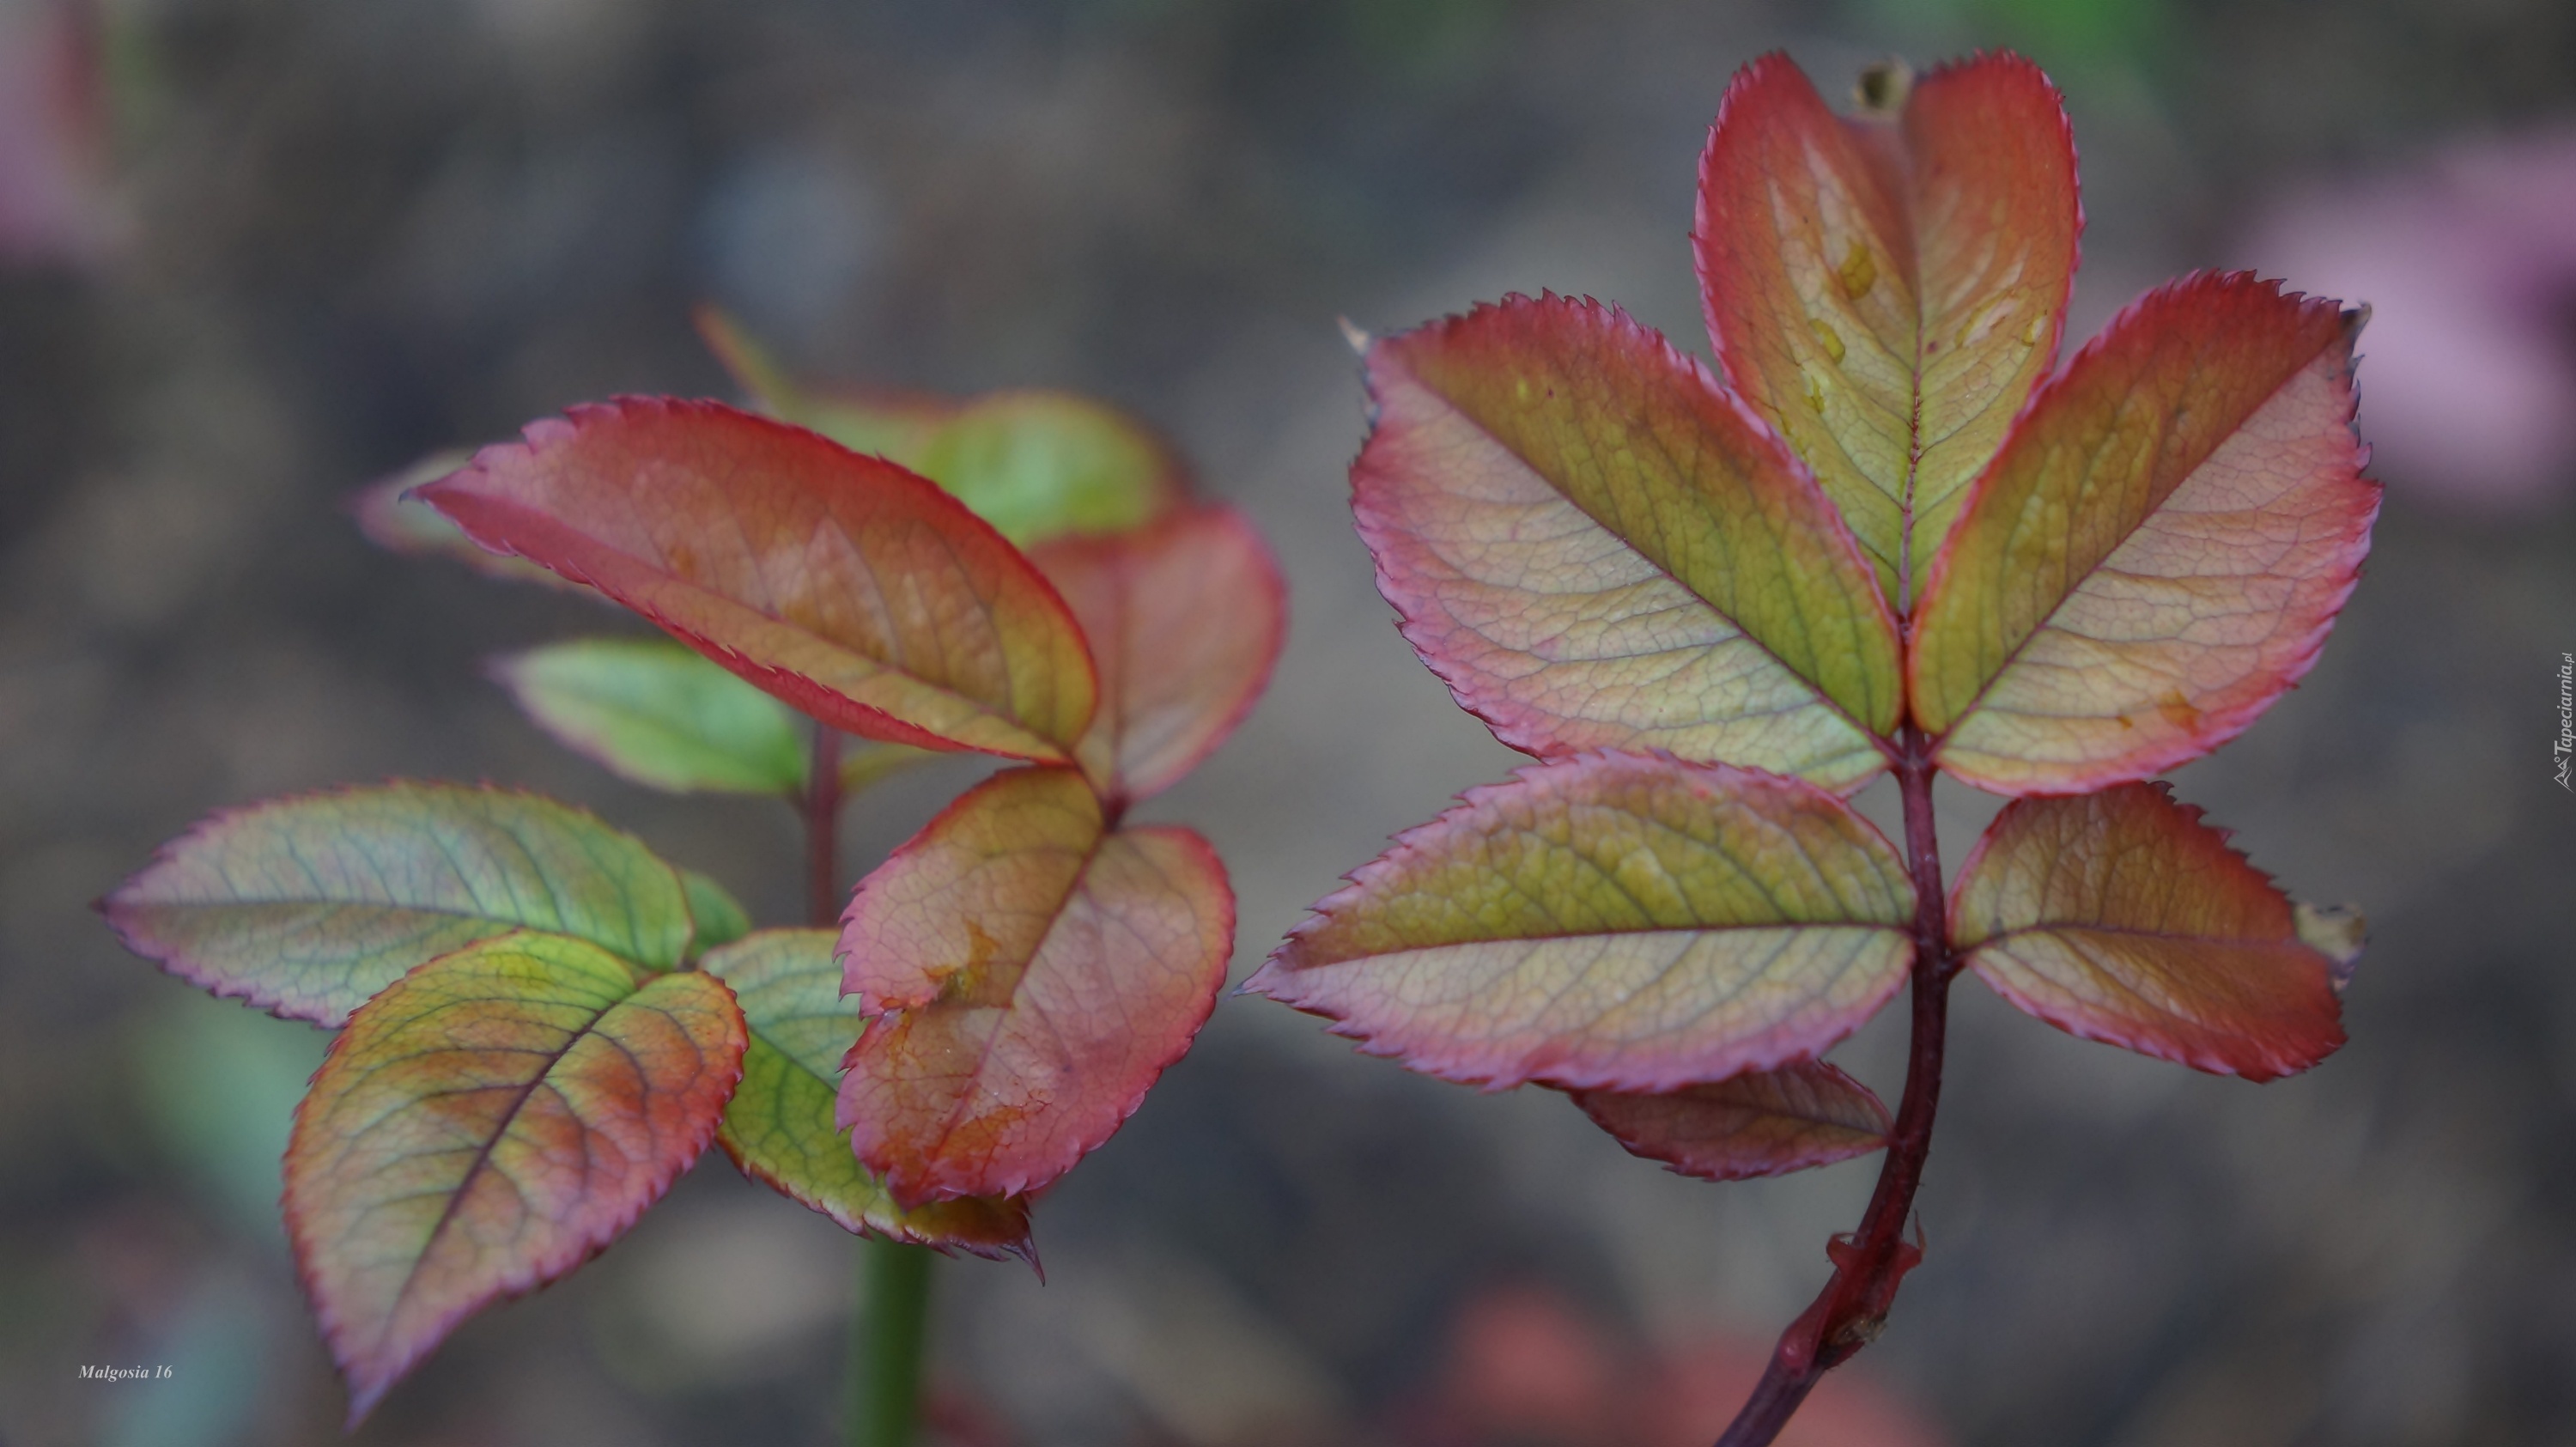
[492,637,810,796]
[102,783,696,1028]
[913,392,1182,545]
[702,930,1034,1257]
[680,869,755,953]
[697,307,1183,545]
[286,933,745,1422]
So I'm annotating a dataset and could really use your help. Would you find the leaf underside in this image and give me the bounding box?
[702,930,1033,1256]
[1247,751,1916,1093]
[1569,1058,1892,1181]
[286,933,744,1423]
[1947,782,2347,1079]
[102,782,696,1028]
[838,766,1235,1206]
[1352,294,1900,793]
[418,398,1098,763]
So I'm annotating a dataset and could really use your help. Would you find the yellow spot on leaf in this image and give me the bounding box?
[1810,319,1846,364]
[1837,240,1877,301]
[2157,690,2204,733]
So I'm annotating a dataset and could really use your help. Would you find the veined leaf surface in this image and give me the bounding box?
[702,930,1032,1256]
[1352,295,1900,793]
[1911,274,2376,793]
[419,398,1097,763]
[1246,752,1917,1093]
[103,784,695,1027]
[1034,503,1287,802]
[699,308,1182,544]
[838,767,1233,1205]
[1696,52,2081,605]
[493,637,809,796]
[285,933,744,1422]
[1570,1060,1891,1181]
[1948,783,2347,1079]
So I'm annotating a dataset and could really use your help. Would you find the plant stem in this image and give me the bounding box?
[807,727,845,931]
[852,1233,936,1447]
[1713,726,1959,1447]
[805,724,937,1447]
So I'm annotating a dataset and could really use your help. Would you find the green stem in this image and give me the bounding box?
[806,724,938,1447]
[851,1234,936,1447]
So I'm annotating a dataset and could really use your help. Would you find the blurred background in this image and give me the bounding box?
[4,0,2573,1443]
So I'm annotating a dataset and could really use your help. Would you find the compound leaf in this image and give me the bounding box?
[699,307,1182,544]
[1245,751,1917,1093]
[418,398,1097,763]
[285,933,744,1423]
[701,930,1033,1257]
[1696,52,2081,605]
[1948,782,2347,1079]
[1352,295,1900,793]
[838,767,1233,1205]
[493,637,810,796]
[1033,502,1287,803]
[102,783,695,1028]
[1910,274,2377,793]
[1569,1059,1891,1181]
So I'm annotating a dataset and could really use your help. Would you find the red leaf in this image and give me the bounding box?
[418,398,1097,763]
[1947,782,2348,1079]
[1696,52,2081,606]
[1910,274,2377,793]
[349,451,574,590]
[1570,1060,1890,1182]
[837,767,1234,1204]
[1032,502,1287,803]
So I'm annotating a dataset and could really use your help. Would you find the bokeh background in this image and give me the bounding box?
[5,0,2574,1444]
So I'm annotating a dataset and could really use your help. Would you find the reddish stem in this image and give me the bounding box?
[807,727,844,928]
[1712,725,1956,1447]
